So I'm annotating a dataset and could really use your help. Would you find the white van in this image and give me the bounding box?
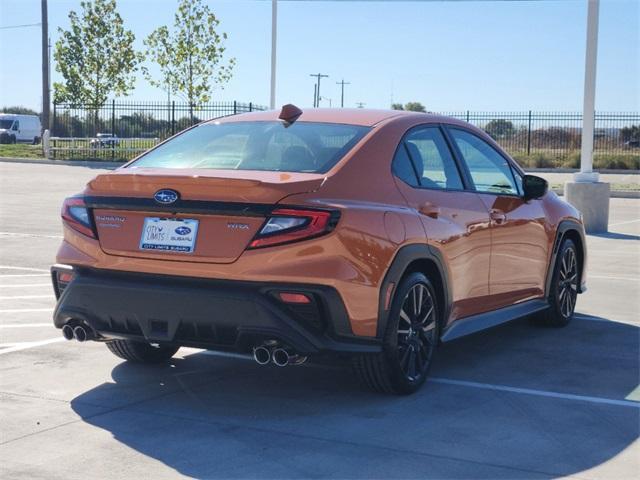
[0,114,42,144]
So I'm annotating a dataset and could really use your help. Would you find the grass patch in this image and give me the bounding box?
[0,144,45,159]
[512,152,639,170]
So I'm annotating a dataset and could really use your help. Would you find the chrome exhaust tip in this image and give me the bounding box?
[73,325,88,342]
[61,324,74,341]
[253,346,271,365]
[272,348,290,367]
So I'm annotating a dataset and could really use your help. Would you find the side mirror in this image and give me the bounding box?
[522,174,548,200]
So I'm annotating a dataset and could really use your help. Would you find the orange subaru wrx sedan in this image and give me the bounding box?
[52,106,587,394]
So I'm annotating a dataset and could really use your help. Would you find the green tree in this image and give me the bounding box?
[404,102,426,113]
[1,106,40,116]
[620,125,640,142]
[391,103,404,110]
[53,0,139,109]
[143,0,235,121]
[484,119,515,139]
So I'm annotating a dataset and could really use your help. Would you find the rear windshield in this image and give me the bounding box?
[129,121,370,173]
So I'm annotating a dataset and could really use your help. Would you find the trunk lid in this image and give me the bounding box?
[87,168,325,264]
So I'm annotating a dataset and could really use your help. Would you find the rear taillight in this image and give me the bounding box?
[61,196,96,238]
[248,208,338,249]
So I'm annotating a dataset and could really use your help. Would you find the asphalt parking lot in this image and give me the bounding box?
[0,160,638,479]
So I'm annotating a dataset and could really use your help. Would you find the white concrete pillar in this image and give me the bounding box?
[566,0,609,233]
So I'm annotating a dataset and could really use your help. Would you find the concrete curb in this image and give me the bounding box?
[528,167,639,175]
[552,188,639,199]
[0,157,123,169]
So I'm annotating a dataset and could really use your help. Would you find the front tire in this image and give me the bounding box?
[538,238,579,327]
[354,272,439,394]
[106,339,179,363]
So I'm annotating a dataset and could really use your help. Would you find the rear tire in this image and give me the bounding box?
[536,238,579,327]
[353,272,439,395]
[106,339,179,363]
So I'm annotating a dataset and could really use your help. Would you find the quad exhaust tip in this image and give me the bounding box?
[61,324,74,341]
[272,348,290,367]
[62,323,94,342]
[73,325,89,342]
[253,346,271,365]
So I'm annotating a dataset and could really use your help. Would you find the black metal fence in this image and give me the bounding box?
[53,100,263,138]
[50,100,265,160]
[49,102,639,166]
[438,111,639,168]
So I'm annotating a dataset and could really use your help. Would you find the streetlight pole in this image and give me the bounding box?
[269,0,277,109]
[41,0,50,134]
[576,0,599,183]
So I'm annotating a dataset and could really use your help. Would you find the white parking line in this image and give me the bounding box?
[0,323,53,328]
[0,265,49,272]
[430,377,640,409]
[0,338,65,354]
[0,295,53,300]
[609,218,640,227]
[589,274,640,281]
[0,308,53,313]
[0,232,62,239]
[0,284,51,288]
[0,274,50,278]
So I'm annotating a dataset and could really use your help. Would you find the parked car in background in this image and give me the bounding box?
[90,133,120,148]
[0,114,41,144]
[51,106,587,395]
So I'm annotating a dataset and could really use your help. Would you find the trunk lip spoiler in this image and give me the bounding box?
[84,195,337,218]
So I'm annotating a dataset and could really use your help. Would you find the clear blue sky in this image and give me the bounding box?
[0,0,638,111]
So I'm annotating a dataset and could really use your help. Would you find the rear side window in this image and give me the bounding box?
[392,143,420,187]
[130,121,370,174]
[405,127,464,190]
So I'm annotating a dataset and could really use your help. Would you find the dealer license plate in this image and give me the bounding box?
[139,217,199,253]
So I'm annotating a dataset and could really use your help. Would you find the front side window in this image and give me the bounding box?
[449,128,518,195]
[12,121,19,131]
[130,121,370,174]
[404,127,464,190]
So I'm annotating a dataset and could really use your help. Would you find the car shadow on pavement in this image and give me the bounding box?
[70,315,639,479]
[589,231,640,241]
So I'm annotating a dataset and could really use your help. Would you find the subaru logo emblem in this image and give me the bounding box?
[154,189,179,204]
[175,226,191,235]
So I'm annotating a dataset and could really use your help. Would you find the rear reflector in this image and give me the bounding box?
[278,292,312,304]
[58,272,74,283]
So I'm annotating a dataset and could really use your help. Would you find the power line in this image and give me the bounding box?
[309,73,328,107]
[0,23,41,30]
[336,79,350,108]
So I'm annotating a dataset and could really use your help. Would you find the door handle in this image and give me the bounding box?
[489,208,507,224]
[419,202,441,219]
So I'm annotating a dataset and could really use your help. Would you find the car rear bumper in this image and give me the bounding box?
[51,265,381,355]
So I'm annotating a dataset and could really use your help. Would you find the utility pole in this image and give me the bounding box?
[41,0,50,134]
[309,73,328,107]
[313,83,318,108]
[336,79,350,108]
